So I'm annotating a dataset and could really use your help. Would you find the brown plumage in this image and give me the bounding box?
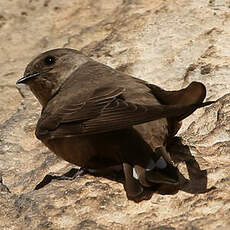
[17,48,214,201]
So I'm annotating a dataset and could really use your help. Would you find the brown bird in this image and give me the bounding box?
[17,48,214,201]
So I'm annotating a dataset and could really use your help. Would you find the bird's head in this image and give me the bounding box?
[17,48,89,106]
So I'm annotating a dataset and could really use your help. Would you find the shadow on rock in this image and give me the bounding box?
[166,136,216,195]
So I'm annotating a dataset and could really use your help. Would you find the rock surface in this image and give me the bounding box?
[0,0,230,229]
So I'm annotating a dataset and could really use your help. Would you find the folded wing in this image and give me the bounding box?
[36,85,214,140]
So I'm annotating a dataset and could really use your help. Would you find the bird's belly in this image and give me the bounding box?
[42,134,122,169]
[43,136,97,166]
[41,119,168,169]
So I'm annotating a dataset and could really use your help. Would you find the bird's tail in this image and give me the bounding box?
[147,100,216,122]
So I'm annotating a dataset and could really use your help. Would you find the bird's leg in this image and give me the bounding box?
[34,167,87,190]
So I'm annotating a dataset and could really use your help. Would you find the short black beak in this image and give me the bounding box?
[16,72,40,84]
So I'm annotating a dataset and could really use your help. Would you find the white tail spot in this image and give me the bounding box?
[132,168,139,180]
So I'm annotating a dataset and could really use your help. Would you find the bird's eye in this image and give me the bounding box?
[44,56,56,66]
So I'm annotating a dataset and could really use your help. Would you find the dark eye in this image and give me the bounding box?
[44,56,56,65]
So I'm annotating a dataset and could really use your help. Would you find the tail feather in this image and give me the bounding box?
[170,100,216,121]
[153,100,216,121]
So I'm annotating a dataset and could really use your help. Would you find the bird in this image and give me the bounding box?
[17,48,214,201]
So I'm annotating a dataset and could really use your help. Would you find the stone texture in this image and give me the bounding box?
[0,0,230,229]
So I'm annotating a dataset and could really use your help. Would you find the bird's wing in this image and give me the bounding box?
[36,85,214,140]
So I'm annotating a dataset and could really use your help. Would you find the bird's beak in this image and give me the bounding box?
[16,72,40,84]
